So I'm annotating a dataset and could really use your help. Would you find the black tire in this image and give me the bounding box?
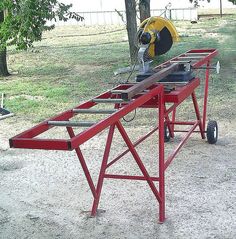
[207,120,218,144]
[164,123,171,142]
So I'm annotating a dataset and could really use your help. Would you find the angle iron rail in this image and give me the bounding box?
[121,63,179,100]
[10,84,165,150]
[154,49,218,70]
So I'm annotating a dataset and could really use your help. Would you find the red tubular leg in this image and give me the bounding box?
[191,92,205,139]
[158,90,165,223]
[91,124,116,216]
[67,127,97,198]
[106,126,158,169]
[116,121,162,203]
[171,107,176,134]
[164,104,174,138]
[164,121,199,170]
[202,61,210,131]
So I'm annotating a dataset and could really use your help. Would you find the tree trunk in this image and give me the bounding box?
[220,0,223,17]
[0,11,10,77]
[0,47,10,76]
[124,0,138,64]
[139,0,150,23]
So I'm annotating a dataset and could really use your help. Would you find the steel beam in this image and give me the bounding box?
[121,63,179,100]
[48,121,95,127]
[73,109,117,114]
[92,99,126,103]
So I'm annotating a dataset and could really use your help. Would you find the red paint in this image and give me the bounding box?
[9,49,218,223]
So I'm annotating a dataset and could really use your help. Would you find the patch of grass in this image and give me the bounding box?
[198,8,236,15]
[0,17,235,122]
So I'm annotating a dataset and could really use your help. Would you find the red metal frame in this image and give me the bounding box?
[9,49,218,223]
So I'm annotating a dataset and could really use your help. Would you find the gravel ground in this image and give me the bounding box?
[0,117,236,239]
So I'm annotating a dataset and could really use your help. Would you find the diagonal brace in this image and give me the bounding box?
[67,127,97,198]
[115,121,162,203]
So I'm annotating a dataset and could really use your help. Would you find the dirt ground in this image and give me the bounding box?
[0,115,236,239]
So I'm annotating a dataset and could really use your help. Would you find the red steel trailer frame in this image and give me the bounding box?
[10,49,218,223]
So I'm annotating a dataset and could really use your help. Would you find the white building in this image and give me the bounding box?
[55,0,235,25]
[61,0,235,12]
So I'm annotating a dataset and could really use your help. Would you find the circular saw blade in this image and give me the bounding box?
[138,16,179,59]
[154,26,173,56]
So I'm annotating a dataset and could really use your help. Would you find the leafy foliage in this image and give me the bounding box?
[0,0,83,50]
[189,0,210,7]
[190,0,235,8]
[139,0,150,7]
[228,0,236,4]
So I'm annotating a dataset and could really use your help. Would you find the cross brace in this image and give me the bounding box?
[9,48,218,223]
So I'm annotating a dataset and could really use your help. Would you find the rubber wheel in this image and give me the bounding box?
[164,123,171,142]
[206,120,218,144]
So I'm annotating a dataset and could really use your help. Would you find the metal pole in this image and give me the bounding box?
[1,93,3,108]
[67,127,97,198]
[158,87,165,223]
[116,120,162,203]
[91,124,115,216]
[171,108,176,136]
[191,92,205,139]
[164,104,174,138]
[220,0,223,17]
[202,61,210,132]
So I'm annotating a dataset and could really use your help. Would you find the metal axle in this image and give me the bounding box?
[192,61,220,74]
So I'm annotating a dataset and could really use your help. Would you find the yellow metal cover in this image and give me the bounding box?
[139,16,179,58]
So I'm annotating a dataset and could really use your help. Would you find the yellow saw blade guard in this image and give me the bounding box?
[139,16,179,58]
